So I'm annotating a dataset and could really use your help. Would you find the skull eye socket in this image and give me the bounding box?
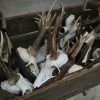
[27,63,35,67]
[51,66,60,77]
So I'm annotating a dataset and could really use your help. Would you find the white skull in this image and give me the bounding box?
[1,73,33,95]
[16,73,33,95]
[33,50,68,88]
[1,80,21,95]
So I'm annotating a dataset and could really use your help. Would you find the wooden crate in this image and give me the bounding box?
[0,2,100,100]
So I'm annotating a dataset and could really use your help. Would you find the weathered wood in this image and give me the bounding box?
[6,5,82,37]
[16,64,100,100]
[0,89,16,100]
[7,5,82,48]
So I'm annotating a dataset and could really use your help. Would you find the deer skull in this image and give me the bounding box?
[1,73,33,95]
[60,16,80,50]
[33,50,68,88]
[16,73,33,95]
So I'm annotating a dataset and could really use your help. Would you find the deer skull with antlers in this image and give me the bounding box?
[33,5,69,88]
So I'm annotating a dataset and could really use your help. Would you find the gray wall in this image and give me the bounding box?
[0,0,84,18]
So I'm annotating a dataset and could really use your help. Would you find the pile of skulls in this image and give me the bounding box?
[0,0,100,96]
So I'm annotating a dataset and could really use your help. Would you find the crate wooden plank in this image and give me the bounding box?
[6,5,82,37]
[16,65,100,100]
[0,89,17,100]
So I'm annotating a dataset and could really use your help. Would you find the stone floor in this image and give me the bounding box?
[67,85,100,100]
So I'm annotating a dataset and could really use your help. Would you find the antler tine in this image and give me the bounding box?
[47,0,58,18]
[34,20,39,26]
[46,14,57,55]
[58,5,65,28]
[0,31,3,58]
[47,16,60,55]
[32,0,59,49]
[52,5,64,40]
[76,36,78,43]
[34,17,40,22]
[29,0,59,56]
[49,6,64,58]
[53,5,64,34]
[41,13,47,28]
[67,37,79,55]
[71,16,81,29]
[34,11,45,29]
[0,32,11,77]
[71,34,86,58]
[82,0,91,11]
[4,32,13,54]
[65,41,70,54]
[35,13,42,19]
[45,0,58,27]
[52,5,64,39]
[49,13,57,27]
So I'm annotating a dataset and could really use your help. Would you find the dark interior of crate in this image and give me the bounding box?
[0,5,100,100]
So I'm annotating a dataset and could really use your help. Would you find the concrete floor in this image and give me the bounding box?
[67,85,100,100]
[0,0,84,18]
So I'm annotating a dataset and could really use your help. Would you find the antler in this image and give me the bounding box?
[71,34,86,59]
[29,0,58,56]
[83,0,100,11]
[33,5,68,88]
[47,5,64,59]
[66,37,79,55]
[0,31,3,58]
[0,32,10,80]
[82,0,91,11]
